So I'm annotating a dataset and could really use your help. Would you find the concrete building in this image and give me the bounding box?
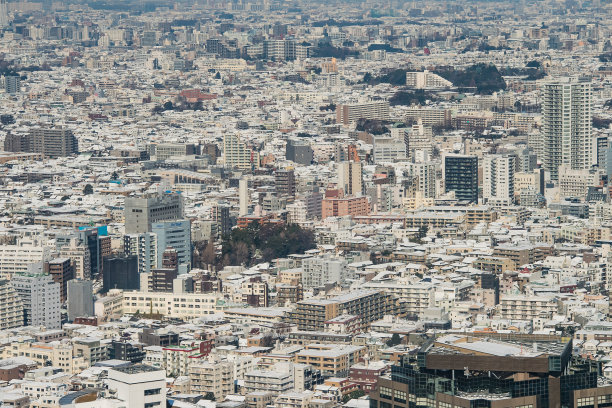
[275,169,296,198]
[4,126,78,158]
[44,258,74,303]
[338,161,363,196]
[151,219,191,270]
[12,273,61,329]
[239,178,249,216]
[189,360,234,400]
[107,365,166,407]
[123,232,158,274]
[67,279,94,322]
[483,154,516,205]
[224,133,258,170]
[336,101,390,125]
[372,136,407,163]
[103,255,139,294]
[542,78,593,181]
[0,238,51,279]
[301,256,348,289]
[286,139,313,165]
[124,193,183,234]
[444,154,479,203]
[0,279,24,330]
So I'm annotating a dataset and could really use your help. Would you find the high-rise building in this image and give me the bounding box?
[124,233,158,274]
[0,0,9,28]
[223,134,259,170]
[542,77,593,181]
[67,279,94,322]
[483,154,516,206]
[12,273,61,329]
[151,219,191,270]
[102,255,139,293]
[408,162,437,198]
[149,248,179,293]
[275,169,296,197]
[0,279,24,329]
[444,154,479,203]
[239,178,249,216]
[338,161,363,196]
[44,258,74,303]
[4,75,20,94]
[59,238,92,280]
[124,193,183,234]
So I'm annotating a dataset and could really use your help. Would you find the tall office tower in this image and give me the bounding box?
[0,279,24,329]
[595,135,608,170]
[483,155,516,206]
[338,160,363,196]
[67,279,94,322]
[0,238,51,279]
[27,127,78,158]
[336,101,390,125]
[275,169,296,197]
[0,0,8,28]
[12,273,61,329]
[124,233,158,274]
[4,75,20,94]
[239,178,249,216]
[151,219,191,270]
[57,228,102,278]
[103,255,139,293]
[211,204,232,238]
[444,154,479,203]
[124,193,183,234]
[542,78,593,181]
[44,258,74,303]
[223,134,259,170]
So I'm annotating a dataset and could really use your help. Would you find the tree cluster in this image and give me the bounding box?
[355,119,390,135]
[219,222,316,267]
[434,63,506,94]
[389,89,435,106]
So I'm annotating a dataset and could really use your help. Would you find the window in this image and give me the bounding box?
[145,403,161,408]
[379,387,392,399]
[577,398,594,408]
[394,390,406,404]
[144,388,161,396]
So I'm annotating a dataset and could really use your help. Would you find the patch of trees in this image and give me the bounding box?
[219,222,316,267]
[593,117,612,129]
[311,45,359,59]
[389,89,435,106]
[434,63,506,94]
[355,119,390,135]
[363,69,407,86]
[367,43,404,53]
[319,103,336,111]
[499,67,546,81]
[152,100,205,114]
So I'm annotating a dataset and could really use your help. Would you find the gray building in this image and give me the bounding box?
[5,75,20,94]
[124,193,183,234]
[151,219,191,270]
[67,279,94,322]
[123,232,158,274]
[286,139,313,165]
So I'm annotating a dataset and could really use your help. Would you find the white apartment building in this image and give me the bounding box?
[301,257,349,289]
[60,239,92,280]
[336,101,390,125]
[407,162,437,198]
[558,165,602,199]
[122,291,222,319]
[483,154,516,206]
[373,136,407,163]
[107,365,166,408]
[500,294,558,320]
[542,78,593,181]
[189,360,234,399]
[405,70,453,89]
[0,279,23,330]
[12,273,61,329]
[361,280,434,317]
[337,160,363,196]
[123,232,157,274]
[244,370,294,395]
[223,134,259,170]
[0,238,52,278]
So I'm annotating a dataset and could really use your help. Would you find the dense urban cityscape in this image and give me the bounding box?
[1,0,612,406]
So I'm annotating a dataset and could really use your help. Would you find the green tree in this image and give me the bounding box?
[83,184,94,195]
[342,390,366,403]
[386,333,402,347]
